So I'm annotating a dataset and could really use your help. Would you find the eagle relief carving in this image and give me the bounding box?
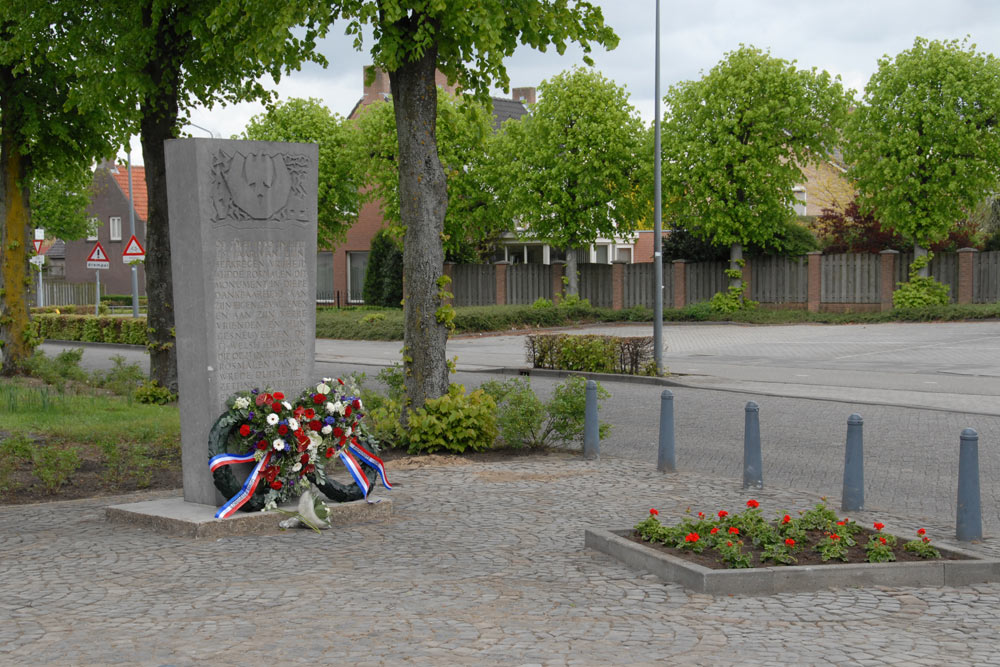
[211,149,311,226]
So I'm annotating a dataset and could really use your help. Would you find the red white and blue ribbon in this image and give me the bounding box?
[209,450,271,519]
[337,448,376,503]
[348,441,392,491]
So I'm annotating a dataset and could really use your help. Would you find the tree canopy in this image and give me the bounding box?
[844,37,1000,249]
[496,67,646,293]
[241,97,362,246]
[661,45,848,253]
[30,165,95,242]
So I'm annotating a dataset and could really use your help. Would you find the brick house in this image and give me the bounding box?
[63,161,148,296]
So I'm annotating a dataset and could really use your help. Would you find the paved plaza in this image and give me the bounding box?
[14,320,1000,665]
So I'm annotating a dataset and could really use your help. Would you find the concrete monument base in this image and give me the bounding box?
[106,496,393,539]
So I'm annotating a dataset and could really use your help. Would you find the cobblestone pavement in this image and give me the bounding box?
[3,457,1000,666]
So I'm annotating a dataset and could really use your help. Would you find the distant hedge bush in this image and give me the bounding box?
[526,334,658,376]
[32,314,148,346]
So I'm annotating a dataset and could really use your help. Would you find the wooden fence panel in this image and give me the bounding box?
[822,254,880,303]
[452,264,496,307]
[507,264,551,305]
[578,264,612,308]
[624,262,673,309]
[686,261,727,304]
[750,256,808,303]
[974,251,1000,303]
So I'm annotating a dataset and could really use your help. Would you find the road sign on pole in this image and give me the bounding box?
[122,235,146,263]
[33,239,43,254]
[29,255,45,267]
[86,242,111,270]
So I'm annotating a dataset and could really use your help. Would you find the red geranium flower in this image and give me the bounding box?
[830,534,841,541]
[710,527,719,534]
[239,424,251,437]
[256,439,268,450]
[277,424,288,435]
[922,536,931,543]
[726,541,733,547]
[874,522,885,531]
[697,512,704,519]
[273,392,284,401]
[270,480,283,490]
[879,537,887,545]
[684,533,699,543]
[649,508,658,516]
[917,528,926,536]
[294,407,305,418]
[782,514,791,524]
[728,526,739,535]
[333,427,344,438]
[304,408,315,419]
[785,538,795,547]
[836,520,846,526]
[313,394,325,404]
[272,403,282,414]
[325,447,334,459]
[746,499,759,508]
[310,420,323,431]
[345,405,352,417]
[718,510,728,519]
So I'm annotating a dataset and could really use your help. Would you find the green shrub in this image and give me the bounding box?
[22,347,88,390]
[31,445,82,492]
[525,334,658,375]
[405,384,498,454]
[363,229,404,308]
[893,254,951,308]
[531,297,554,309]
[547,375,611,443]
[91,355,146,398]
[0,435,33,492]
[134,380,176,405]
[32,314,148,345]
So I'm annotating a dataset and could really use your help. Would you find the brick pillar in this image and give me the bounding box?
[611,260,626,311]
[442,262,455,306]
[672,260,687,309]
[494,261,508,306]
[957,248,978,304]
[550,260,566,304]
[879,249,899,312]
[807,251,822,313]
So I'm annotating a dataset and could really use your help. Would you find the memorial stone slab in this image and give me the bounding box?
[166,139,318,506]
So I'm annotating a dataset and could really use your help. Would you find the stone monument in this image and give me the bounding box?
[165,139,318,507]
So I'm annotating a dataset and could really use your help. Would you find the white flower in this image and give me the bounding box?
[287,418,300,432]
[345,426,353,437]
[308,433,322,451]
[282,401,292,410]
[234,397,250,410]
[292,462,302,472]
[322,377,333,385]
[325,402,336,414]
[331,401,345,416]
[272,438,286,451]
[316,383,331,395]
[266,413,279,426]
[321,425,332,435]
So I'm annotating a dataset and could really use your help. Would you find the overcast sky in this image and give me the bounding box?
[122,0,1000,163]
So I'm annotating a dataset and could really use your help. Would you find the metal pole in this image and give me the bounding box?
[657,389,675,472]
[37,264,43,308]
[742,401,763,489]
[127,152,139,318]
[652,0,664,374]
[95,270,101,316]
[841,413,864,512]
[956,428,982,541]
[583,380,600,460]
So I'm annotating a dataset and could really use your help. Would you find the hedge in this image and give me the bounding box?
[32,314,148,346]
[525,333,657,375]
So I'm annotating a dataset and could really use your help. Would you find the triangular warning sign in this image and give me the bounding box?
[87,243,109,262]
[122,235,146,257]
[33,239,42,254]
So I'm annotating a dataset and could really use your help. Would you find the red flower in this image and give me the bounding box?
[830,534,841,541]
[649,508,659,516]
[310,420,323,431]
[264,467,277,483]
[746,499,759,508]
[300,453,310,465]
[728,526,739,535]
[922,536,931,543]
[726,541,733,547]
[684,533,699,543]
[874,522,885,531]
[836,520,846,526]
[785,538,795,547]
[304,409,315,419]
[270,480,283,490]
[333,427,344,438]
[294,406,305,418]
[879,537,887,545]
[352,399,361,409]
[781,514,791,524]
[697,512,704,519]
[272,403,282,414]
[710,527,719,534]
[313,394,325,404]
[345,405,352,417]
[338,378,344,385]
[718,510,728,519]
[254,393,267,407]
[917,528,926,536]
[304,464,315,474]
[273,392,284,401]
[256,439,268,450]
[277,424,288,435]
[239,424,251,437]
[325,447,335,459]
[261,393,273,405]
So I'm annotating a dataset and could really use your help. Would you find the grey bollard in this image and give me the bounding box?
[583,380,599,460]
[657,389,675,472]
[956,428,983,542]
[742,401,763,489]
[841,413,864,512]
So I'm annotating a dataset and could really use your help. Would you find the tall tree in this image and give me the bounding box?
[231,0,617,411]
[241,97,362,247]
[0,4,123,374]
[92,1,327,392]
[495,67,646,295]
[353,89,506,261]
[662,45,848,286]
[844,37,1000,274]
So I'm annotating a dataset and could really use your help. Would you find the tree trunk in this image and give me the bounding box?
[729,242,744,289]
[138,7,180,393]
[914,243,929,278]
[0,122,32,376]
[565,250,579,296]
[389,47,449,414]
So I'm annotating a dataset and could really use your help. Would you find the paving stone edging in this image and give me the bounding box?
[585,528,1000,596]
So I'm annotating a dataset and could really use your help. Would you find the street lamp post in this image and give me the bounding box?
[653,0,664,374]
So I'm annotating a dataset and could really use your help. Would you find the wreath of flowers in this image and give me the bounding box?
[209,376,383,514]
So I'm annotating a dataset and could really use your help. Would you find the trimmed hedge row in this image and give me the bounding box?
[32,314,148,346]
[526,333,657,376]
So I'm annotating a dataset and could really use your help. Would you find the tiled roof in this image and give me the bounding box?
[110,165,148,221]
[490,98,529,131]
[45,239,66,259]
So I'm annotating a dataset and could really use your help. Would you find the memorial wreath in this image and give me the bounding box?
[207,377,390,519]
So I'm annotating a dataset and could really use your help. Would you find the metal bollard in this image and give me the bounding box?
[583,380,599,460]
[841,413,864,512]
[742,401,763,489]
[956,428,983,542]
[657,389,675,472]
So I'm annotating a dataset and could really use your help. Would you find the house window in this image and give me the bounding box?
[316,252,334,303]
[616,247,632,263]
[594,245,609,264]
[525,245,543,264]
[347,251,369,303]
[110,216,122,241]
[792,187,807,216]
[86,218,99,241]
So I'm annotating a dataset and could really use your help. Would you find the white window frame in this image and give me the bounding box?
[347,251,369,304]
[109,216,122,241]
[86,217,99,241]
